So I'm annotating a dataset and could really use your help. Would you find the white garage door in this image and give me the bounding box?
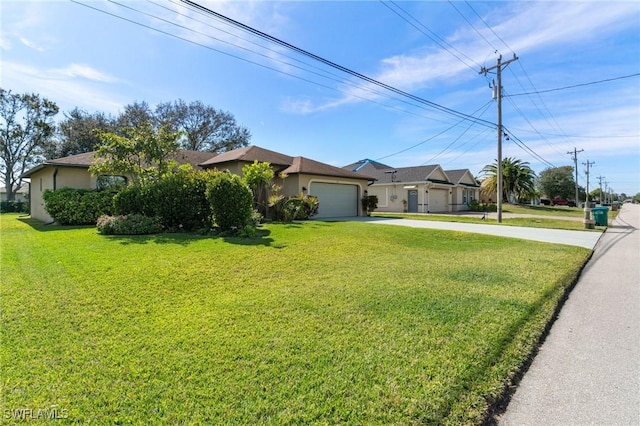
[429,189,449,212]
[309,182,358,218]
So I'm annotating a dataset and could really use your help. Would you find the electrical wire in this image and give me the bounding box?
[73,0,492,130]
[179,0,498,129]
[448,1,499,54]
[505,73,640,97]
[379,0,480,72]
[375,100,493,162]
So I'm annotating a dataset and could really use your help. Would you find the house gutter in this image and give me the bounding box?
[53,167,58,190]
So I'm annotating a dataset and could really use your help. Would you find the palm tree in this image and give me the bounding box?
[480,157,536,203]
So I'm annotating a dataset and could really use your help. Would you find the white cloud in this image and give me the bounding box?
[19,36,44,52]
[52,64,118,83]
[0,61,124,114]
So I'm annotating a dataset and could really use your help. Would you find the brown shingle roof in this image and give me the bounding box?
[200,145,292,168]
[21,150,216,178]
[284,157,374,180]
[363,165,446,184]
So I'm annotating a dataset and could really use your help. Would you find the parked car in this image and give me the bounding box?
[552,198,576,207]
[540,198,551,205]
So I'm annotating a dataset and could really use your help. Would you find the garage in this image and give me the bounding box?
[428,188,449,213]
[309,182,359,218]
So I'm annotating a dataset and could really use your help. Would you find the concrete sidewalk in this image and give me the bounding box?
[498,203,640,425]
[352,216,603,249]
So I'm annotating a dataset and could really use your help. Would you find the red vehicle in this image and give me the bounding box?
[552,198,576,207]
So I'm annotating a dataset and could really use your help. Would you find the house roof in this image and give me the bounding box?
[444,169,480,187]
[21,149,217,178]
[0,184,29,194]
[355,164,451,185]
[200,145,292,168]
[283,156,374,180]
[201,145,374,181]
[343,159,393,173]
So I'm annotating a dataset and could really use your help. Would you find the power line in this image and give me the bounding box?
[464,1,513,54]
[379,0,480,72]
[180,0,498,129]
[505,73,640,97]
[375,101,494,162]
[460,2,576,162]
[448,0,499,54]
[73,0,493,130]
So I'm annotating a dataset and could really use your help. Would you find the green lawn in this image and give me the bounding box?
[373,203,617,231]
[1,214,591,424]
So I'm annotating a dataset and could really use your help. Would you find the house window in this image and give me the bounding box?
[463,190,468,204]
[97,175,127,190]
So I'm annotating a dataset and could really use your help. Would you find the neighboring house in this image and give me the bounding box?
[344,159,480,213]
[0,184,29,202]
[21,146,374,222]
[20,150,215,223]
[200,146,374,219]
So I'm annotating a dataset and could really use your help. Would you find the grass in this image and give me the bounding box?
[373,203,617,231]
[1,214,591,424]
[502,203,619,220]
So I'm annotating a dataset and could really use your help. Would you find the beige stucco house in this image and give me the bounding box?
[200,146,374,218]
[344,159,480,213]
[0,184,29,202]
[21,146,374,222]
[20,150,214,223]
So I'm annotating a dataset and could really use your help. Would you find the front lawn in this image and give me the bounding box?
[1,214,591,424]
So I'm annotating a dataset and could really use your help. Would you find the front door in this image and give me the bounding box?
[408,190,418,213]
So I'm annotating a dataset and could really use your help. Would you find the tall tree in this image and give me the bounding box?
[538,166,575,200]
[46,108,115,159]
[116,101,154,132]
[480,157,536,203]
[155,99,250,152]
[89,122,180,187]
[0,88,59,201]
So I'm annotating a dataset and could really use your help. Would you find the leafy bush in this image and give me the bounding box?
[0,201,29,213]
[43,188,117,225]
[206,172,253,232]
[361,195,378,216]
[97,214,163,235]
[268,193,319,222]
[113,169,213,232]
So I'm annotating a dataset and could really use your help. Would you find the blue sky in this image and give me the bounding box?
[2,0,639,195]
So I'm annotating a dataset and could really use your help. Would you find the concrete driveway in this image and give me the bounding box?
[341,216,603,249]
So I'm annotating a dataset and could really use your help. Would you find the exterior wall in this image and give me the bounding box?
[29,166,97,223]
[0,189,28,202]
[451,187,479,212]
[368,183,455,213]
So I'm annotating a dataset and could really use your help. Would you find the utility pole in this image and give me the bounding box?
[597,175,605,205]
[584,161,595,204]
[568,147,584,205]
[583,160,595,228]
[480,53,518,223]
[605,181,610,204]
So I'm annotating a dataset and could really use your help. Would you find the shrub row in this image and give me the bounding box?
[0,201,29,213]
[114,170,212,232]
[97,214,163,235]
[43,188,117,225]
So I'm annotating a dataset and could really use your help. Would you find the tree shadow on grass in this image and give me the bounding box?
[18,217,95,232]
[18,217,276,247]
[107,228,275,247]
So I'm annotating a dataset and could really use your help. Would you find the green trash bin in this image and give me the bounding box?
[592,207,609,226]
